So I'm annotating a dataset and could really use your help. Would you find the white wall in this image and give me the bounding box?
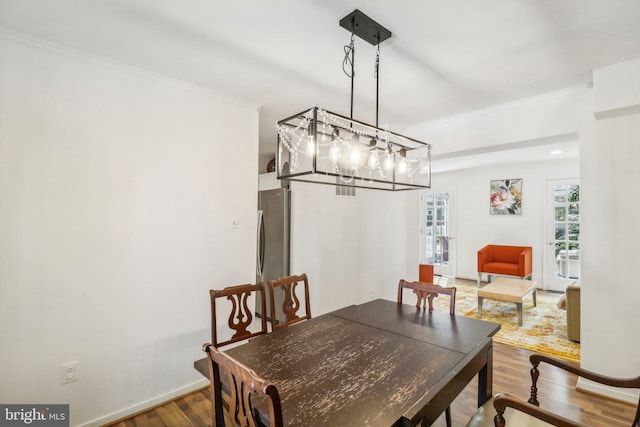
[427,158,579,284]
[0,34,259,425]
[578,58,640,403]
[358,190,413,302]
[593,58,640,118]
[289,182,414,314]
[408,86,590,155]
[289,182,361,315]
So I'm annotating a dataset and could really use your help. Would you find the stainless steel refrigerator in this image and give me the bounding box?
[256,187,290,323]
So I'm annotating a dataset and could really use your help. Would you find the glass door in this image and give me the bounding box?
[422,190,455,278]
[545,179,580,291]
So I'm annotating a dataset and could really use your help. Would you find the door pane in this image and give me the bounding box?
[553,184,580,280]
[568,203,579,221]
[568,185,579,202]
[554,185,567,203]
[568,223,580,240]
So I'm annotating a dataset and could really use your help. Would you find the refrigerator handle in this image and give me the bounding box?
[256,210,265,277]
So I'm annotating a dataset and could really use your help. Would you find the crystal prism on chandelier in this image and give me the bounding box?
[275,9,432,191]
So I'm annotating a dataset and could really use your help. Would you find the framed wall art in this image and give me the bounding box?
[490,178,522,215]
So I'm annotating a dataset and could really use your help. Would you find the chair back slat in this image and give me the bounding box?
[267,273,311,331]
[397,279,457,315]
[211,283,268,348]
[204,344,284,427]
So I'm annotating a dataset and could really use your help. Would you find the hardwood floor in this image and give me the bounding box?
[105,388,211,427]
[106,342,637,427]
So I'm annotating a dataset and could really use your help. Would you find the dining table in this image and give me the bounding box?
[194,298,501,426]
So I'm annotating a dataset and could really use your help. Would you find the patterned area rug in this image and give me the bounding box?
[431,279,580,362]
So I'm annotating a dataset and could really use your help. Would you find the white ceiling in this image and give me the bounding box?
[2,0,640,170]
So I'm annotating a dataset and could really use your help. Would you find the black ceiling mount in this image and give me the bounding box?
[339,9,392,46]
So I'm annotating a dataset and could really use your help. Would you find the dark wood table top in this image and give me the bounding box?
[331,298,500,353]
[195,298,500,426]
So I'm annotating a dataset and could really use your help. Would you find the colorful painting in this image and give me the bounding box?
[490,179,522,215]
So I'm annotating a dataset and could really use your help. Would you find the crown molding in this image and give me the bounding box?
[0,27,261,112]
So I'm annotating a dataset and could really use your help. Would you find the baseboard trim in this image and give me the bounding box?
[576,377,639,405]
[78,379,209,427]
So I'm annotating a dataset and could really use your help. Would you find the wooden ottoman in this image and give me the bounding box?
[477,277,537,326]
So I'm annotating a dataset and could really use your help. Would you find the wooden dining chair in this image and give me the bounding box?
[397,279,457,427]
[203,344,284,427]
[209,283,268,421]
[267,273,311,331]
[397,279,457,315]
[466,353,640,427]
[210,283,268,348]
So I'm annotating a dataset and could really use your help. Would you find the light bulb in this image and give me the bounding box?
[398,157,407,174]
[384,153,394,171]
[367,150,379,169]
[306,136,316,157]
[306,122,315,157]
[397,148,408,174]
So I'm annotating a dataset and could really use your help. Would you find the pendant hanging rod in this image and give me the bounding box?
[375,44,380,129]
[350,33,355,121]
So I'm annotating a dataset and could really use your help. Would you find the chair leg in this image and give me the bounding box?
[445,406,452,427]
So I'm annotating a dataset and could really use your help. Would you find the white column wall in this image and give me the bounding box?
[578,58,640,403]
[289,182,362,315]
[0,34,259,425]
[358,190,412,302]
[593,58,640,118]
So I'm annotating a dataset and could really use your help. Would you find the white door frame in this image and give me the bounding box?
[420,187,456,278]
[544,178,580,291]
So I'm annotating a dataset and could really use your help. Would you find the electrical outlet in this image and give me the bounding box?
[369,288,375,299]
[231,218,240,229]
[61,361,79,385]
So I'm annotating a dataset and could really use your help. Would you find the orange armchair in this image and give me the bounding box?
[477,245,532,286]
